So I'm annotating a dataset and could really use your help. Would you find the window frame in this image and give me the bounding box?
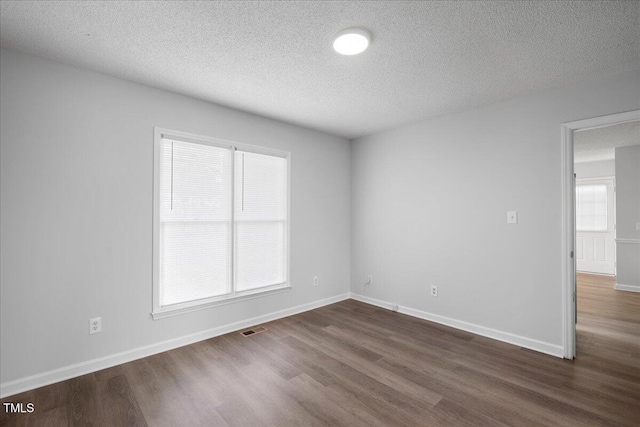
[152,127,291,320]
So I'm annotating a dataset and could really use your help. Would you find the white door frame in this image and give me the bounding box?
[561,109,640,359]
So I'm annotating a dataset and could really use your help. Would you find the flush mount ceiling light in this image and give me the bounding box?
[333,28,371,55]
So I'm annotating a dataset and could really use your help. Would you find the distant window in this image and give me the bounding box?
[153,128,289,318]
[576,184,607,232]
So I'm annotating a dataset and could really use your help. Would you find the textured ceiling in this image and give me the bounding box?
[1,1,639,139]
[574,121,640,163]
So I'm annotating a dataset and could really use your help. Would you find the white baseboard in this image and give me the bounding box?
[349,293,397,310]
[350,292,564,358]
[0,293,350,399]
[614,283,640,293]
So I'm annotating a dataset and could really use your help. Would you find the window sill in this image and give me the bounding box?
[151,284,291,320]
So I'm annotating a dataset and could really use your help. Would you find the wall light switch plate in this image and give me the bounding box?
[507,211,518,224]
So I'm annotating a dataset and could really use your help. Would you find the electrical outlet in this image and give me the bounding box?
[430,285,438,297]
[89,317,102,335]
[313,276,319,287]
[507,210,518,224]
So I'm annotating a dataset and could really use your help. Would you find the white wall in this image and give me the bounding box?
[2,45,639,395]
[615,145,640,239]
[615,145,640,289]
[0,48,351,388]
[574,159,615,179]
[351,70,640,352]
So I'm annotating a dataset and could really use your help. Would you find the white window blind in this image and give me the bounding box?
[159,139,232,305]
[154,130,289,317]
[234,151,287,291]
[576,184,607,232]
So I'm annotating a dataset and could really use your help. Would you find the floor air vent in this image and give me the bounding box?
[240,326,266,337]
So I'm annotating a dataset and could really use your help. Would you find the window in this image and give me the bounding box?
[576,184,608,232]
[153,128,289,318]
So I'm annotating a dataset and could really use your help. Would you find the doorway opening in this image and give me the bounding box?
[561,110,640,359]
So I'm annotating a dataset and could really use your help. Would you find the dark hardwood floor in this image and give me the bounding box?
[2,276,639,426]
[576,272,640,376]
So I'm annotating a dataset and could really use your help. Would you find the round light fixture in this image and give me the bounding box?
[333,28,370,55]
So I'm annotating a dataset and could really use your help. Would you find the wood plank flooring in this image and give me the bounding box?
[2,275,639,426]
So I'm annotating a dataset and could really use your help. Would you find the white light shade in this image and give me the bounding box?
[333,28,370,55]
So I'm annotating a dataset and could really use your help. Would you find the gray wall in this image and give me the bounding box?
[574,159,615,179]
[615,145,640,288]
[2,45,639,390]
[0,48,351,384]
[351,70,640,348]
